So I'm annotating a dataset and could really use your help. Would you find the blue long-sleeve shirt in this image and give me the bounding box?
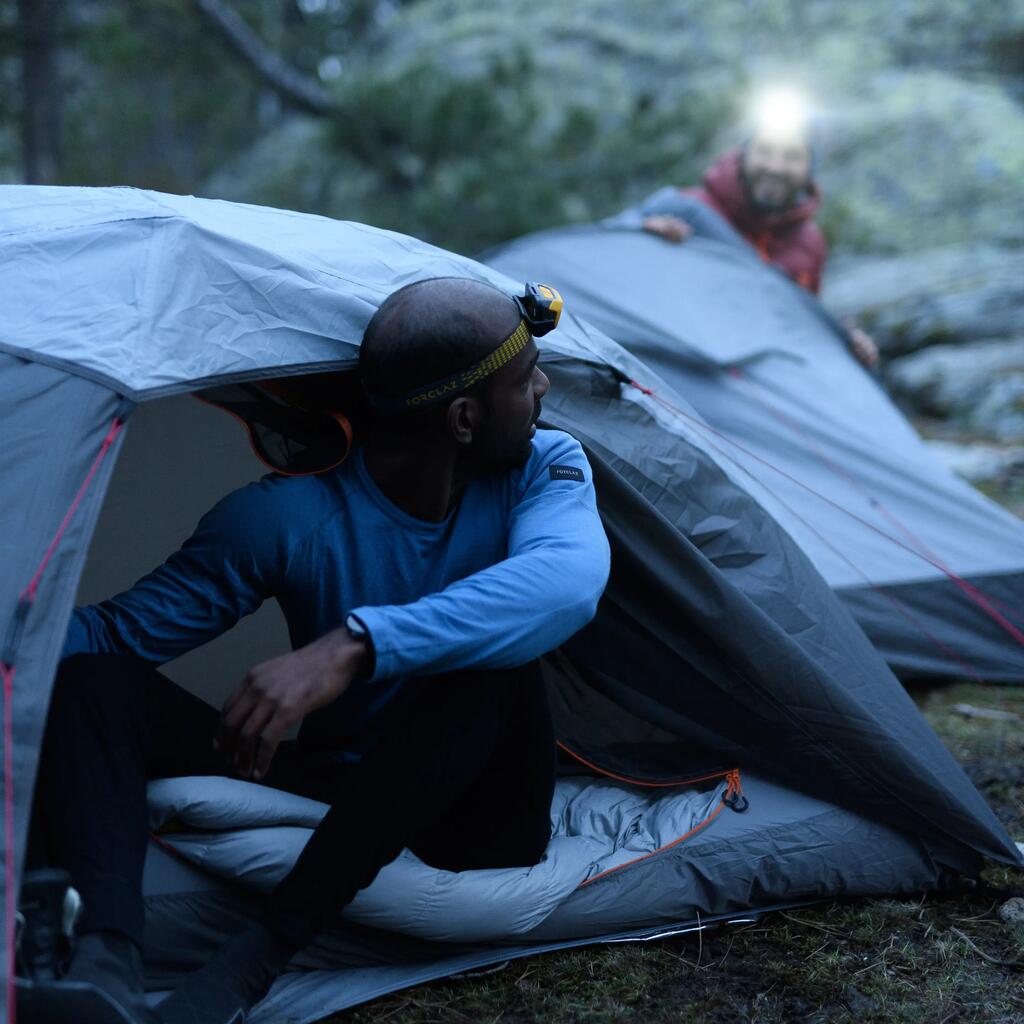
[66,428,610,747]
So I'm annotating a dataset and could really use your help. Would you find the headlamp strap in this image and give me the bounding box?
[366,320,532,413]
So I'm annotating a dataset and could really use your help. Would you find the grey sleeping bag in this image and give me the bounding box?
[142,772,960,1023]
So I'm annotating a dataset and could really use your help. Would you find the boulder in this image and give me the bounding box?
[823,247,1024,355]
[972,374,1024,442]
[924,439,1024,483]
[887,337,1024,439]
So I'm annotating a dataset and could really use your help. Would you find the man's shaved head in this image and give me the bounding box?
[360,277,522,415]
[359,276,550,473]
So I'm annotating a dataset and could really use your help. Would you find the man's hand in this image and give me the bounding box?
[216,627,371,781]
[642,214,693,244]
[846,323,880,370]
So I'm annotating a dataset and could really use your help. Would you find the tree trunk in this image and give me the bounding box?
[18,0,63,184]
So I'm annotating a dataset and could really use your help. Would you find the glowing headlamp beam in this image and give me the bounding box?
[749,86,811,143]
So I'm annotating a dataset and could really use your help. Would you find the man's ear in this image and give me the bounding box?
[447,395,482,447]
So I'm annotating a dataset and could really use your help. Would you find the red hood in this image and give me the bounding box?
[701,148,821,234]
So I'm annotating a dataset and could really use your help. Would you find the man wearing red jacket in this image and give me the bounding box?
[644,127,879,369]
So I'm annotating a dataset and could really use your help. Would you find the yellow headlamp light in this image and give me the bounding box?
[514,282,563,336]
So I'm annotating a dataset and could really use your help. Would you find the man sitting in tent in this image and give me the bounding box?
[642,89,879,370]
[33,277,611,1024]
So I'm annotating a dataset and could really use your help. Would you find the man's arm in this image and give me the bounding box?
[351,433,611,681]
[216,623,372,780]
[605,186,763,258]
[64,482,281,663]
[213,434,608,780]
[642,214,693,243]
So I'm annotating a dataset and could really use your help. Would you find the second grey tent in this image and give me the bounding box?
[1,187,1020,1023]
[484,190,1024,682]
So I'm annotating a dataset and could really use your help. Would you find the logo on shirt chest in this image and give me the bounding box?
[549,464,584,483]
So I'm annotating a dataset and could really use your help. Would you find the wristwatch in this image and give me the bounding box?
[344,612,368,639]
[343,612,375,678]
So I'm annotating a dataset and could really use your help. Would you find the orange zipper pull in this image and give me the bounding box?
[722,769,749,813]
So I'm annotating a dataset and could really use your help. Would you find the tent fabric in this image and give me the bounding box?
[2,185,1021,1023]
[483,195,1024,680]
[537,359,1014,864]
[0,187,629,401]
[0,355,129,1024]
[0,354,129,867]
[139,844,768,1024]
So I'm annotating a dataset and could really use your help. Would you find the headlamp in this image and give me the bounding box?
[749,86,811,145]
[365,281,563,413]
[514,282,563,337]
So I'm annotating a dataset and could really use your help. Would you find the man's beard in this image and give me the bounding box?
[467,401,541,473]
[743,171,803,213]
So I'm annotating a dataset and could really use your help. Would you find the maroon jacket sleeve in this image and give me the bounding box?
[782,222,828,295]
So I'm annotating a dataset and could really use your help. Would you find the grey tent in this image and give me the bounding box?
[1,186,1020,1024]
[484,189,1024,682]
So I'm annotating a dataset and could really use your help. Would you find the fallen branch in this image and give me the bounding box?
[950,926,1024,968]
[780,911,847,937]
[193,0,336,115]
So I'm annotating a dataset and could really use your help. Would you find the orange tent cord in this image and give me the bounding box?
[557,741,735,790]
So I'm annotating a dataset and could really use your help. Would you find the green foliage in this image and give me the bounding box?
[194,0,1024,257]
[7,0,1024,253]
[313,49,733,253]
[60,0,267,191]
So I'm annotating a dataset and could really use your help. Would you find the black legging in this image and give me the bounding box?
[34,653,555,949]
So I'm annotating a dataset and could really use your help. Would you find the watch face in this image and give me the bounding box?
[344,614,367,637]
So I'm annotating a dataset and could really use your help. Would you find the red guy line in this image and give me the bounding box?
[729,368,1024,630]
[21,417,124,603]
[2,663,13,1024]
[701,424,984,682]
[3,411,126,1024]
[665,387,985,682]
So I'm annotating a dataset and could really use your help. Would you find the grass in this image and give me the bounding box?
[325,683,1024,1024]
[975,477,1024,520]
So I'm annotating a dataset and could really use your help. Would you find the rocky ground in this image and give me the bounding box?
[823,244,1024,510]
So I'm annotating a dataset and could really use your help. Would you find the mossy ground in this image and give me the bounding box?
[325,684,1024,1023]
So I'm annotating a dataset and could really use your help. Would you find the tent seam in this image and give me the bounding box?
[0,212,178,242]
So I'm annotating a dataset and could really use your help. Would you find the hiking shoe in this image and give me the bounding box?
[17,869,78,982]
